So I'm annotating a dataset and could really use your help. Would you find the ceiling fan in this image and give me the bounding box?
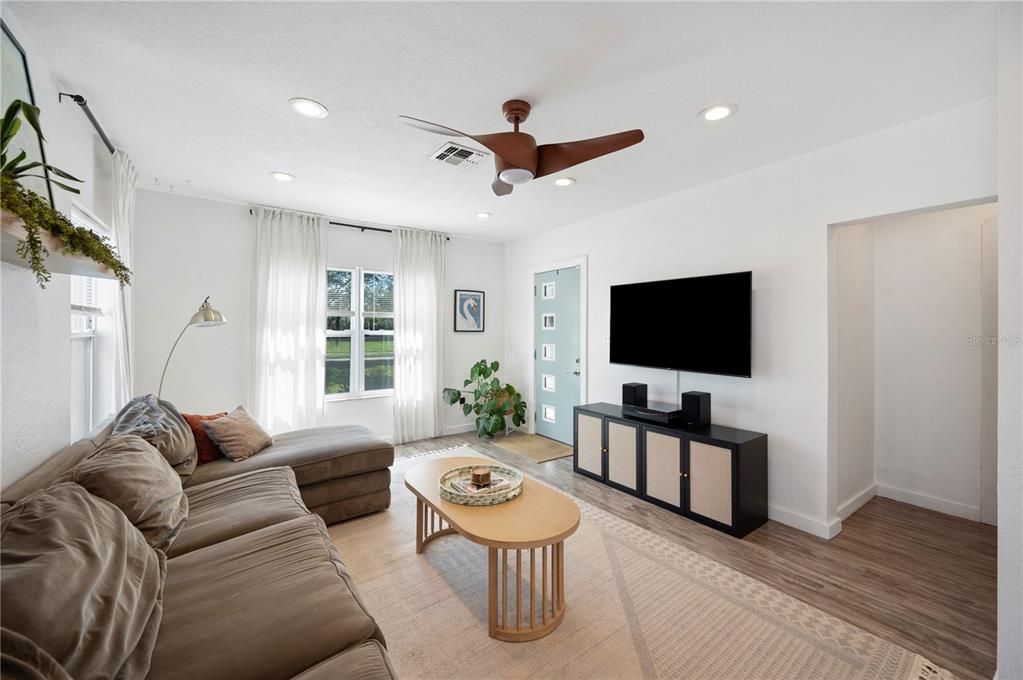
[399,99,644,196]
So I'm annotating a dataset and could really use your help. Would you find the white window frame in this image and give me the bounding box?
[68,201,109,439]
[325,266,395,401]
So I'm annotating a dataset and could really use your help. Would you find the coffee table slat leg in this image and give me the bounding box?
[415,499,424,554]
[488,547,498,637]
[530,549,536,629]
[542,546,548,625]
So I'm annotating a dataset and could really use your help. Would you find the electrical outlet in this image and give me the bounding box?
[602,335,611,345]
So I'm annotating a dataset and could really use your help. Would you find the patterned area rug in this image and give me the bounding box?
[328,447,955,680]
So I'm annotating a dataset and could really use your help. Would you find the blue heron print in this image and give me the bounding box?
[455,290,484,332]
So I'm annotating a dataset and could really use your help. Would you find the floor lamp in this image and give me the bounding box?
[157,296,227,399]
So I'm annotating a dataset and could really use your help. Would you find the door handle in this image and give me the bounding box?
[567,370,580,376]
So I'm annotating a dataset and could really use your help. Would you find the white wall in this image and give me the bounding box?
[872,203,997,520]
[504,98,996,538]
[831,222,876,518]
[443,237,505,435]
[0,11,112,488]
[132,190,504,442]
[132,190,254,410]
[832,203,999,523]
[996,3,1022,677]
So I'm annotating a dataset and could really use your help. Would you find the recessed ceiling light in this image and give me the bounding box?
[698,103,737,122]
[270,171,295,182]
[554,177,576,187]
[289,97,329,119]
[476,211,492,219]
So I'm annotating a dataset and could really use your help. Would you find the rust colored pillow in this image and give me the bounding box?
[182,412,227,465]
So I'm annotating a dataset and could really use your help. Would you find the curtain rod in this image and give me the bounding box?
[247,208,449,240]
[58,93,115,155]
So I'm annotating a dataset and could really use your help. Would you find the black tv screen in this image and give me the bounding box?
[610,271,752,378]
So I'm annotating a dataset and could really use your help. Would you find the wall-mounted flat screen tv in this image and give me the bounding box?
[609,271,752,378]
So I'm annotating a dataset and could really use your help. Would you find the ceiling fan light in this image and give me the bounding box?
[498,167,534,185]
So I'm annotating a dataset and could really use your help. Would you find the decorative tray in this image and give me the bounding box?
[438,464,524,506]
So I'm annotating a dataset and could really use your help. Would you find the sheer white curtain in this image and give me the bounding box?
[251,207,327,433]
[393,227,446,443]
[111,151,137,409]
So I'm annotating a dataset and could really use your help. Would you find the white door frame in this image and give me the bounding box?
[528,255,588,435]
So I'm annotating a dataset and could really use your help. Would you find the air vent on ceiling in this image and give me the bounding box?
[431,141,488,168]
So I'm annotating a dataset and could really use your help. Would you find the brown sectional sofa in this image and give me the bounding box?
[185,424,394,524]
[1,418,396,679]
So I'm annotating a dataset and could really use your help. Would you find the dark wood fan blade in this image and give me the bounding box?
[397,115,471,138]
[492,176,514,196]
[535,129,644,178]
[473,131,538,173]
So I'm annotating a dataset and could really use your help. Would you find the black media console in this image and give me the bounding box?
[573,402,768,538]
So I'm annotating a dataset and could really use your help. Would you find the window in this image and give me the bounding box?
[70,275,98,440]
[68,202,112,441]
[325,268,395,398]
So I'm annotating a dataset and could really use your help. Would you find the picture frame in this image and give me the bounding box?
[454,289,485,332]
[1,20,53,207]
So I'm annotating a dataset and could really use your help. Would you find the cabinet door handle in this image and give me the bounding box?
[679,472,688,478]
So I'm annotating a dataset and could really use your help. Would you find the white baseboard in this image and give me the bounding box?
[444,423,476,435]
[836,483,878,520]
[768,504,840,539]
[875,483,980,520]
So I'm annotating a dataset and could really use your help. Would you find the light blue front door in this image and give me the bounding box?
[534,267,581,444]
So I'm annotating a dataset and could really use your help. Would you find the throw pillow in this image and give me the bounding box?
[201,406,273,461]
[182,412,228,465]
[1,483,166,680]
[111,394,198,481]
[58,434,188,552]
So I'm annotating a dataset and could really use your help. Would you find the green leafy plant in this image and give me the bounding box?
[2,100,81,193]
[0,100,130,288]
[442,359,528,439]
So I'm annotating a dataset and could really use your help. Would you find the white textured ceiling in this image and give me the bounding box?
[7,2,998,240]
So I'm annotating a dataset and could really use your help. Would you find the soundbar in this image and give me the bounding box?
[622,400,685,425]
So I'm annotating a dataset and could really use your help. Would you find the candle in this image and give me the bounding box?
[471,467,492,486]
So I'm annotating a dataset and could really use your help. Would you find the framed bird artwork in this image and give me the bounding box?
[454,290,485,332]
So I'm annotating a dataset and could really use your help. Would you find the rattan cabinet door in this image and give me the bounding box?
[687,441,733,527]
[575,412,604,478]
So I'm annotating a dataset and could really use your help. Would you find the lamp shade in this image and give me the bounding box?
[189,297,227,327]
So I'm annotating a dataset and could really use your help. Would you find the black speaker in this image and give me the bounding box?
[622,382,648,407]
[681,391,711,427]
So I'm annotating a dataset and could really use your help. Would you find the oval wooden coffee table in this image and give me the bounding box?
[405,455,580,642]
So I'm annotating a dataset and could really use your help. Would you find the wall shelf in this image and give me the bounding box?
[1,210,116,280]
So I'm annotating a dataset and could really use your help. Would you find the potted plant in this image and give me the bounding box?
[442,359,528,439]
[1,99,130,287]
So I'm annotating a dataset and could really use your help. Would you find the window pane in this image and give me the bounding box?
[363,272,393,314]
[327,315,352,332]
[327,270,352,313]
[363,316,394,331]
[326,336,351,359]
[325,360,351,395]
[364,333,394,391]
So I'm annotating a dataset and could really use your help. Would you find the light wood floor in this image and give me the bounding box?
[395,433,997,680]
